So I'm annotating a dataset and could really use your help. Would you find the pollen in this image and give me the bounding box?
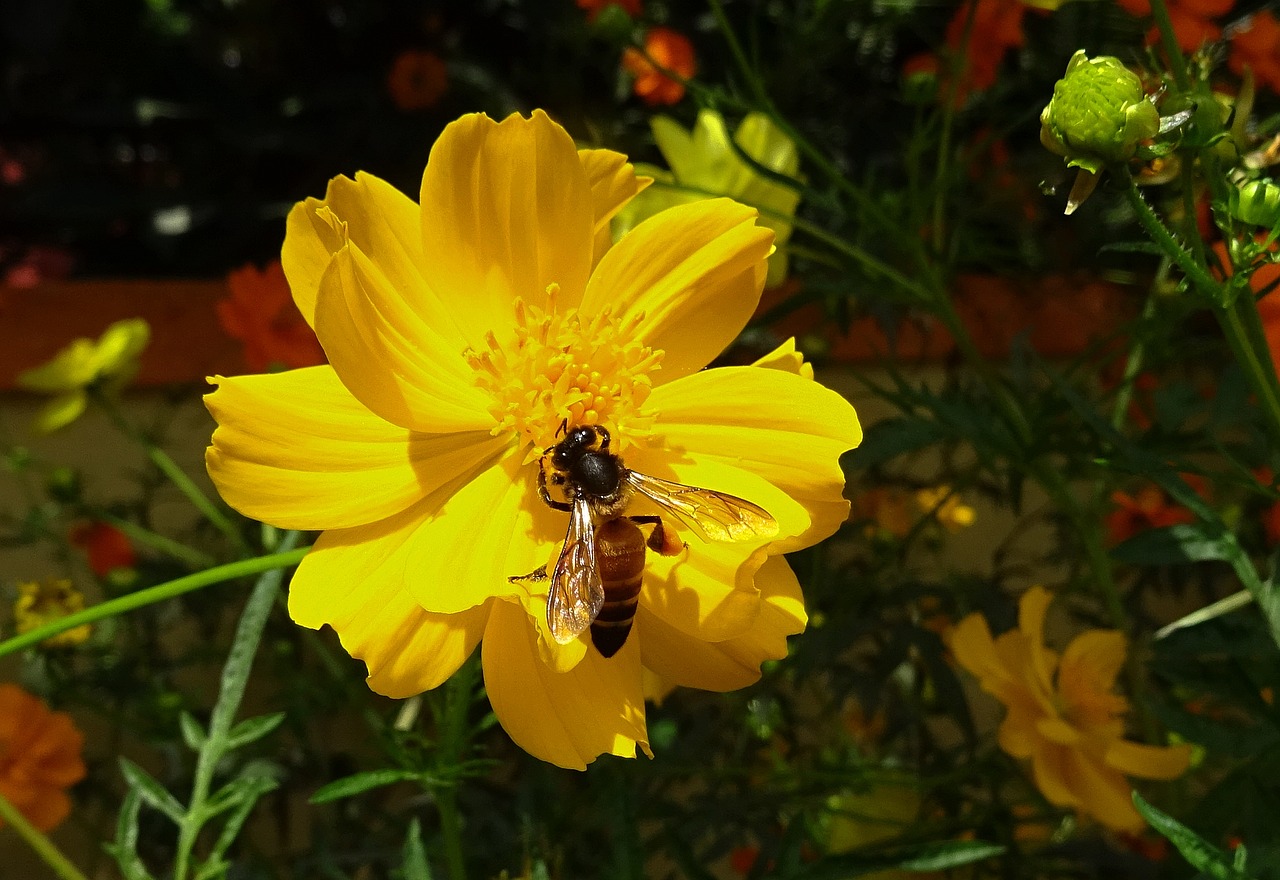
[464,286,664,458]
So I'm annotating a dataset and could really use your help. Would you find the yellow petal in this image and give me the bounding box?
[18,340,98,392]
[205,367,509,530]
[752,337,814,380]
[642,365,860,551]
[288,506,491,697]
[1035,716,1082,745]
[637,556,804,691]
[1058,630,1129,724]
[1027,742,1082,810]
[482,599,650,770]
[583,198,773,384]
[1018,586,1059,699]
[418,111,595,341]
[33,392,88,434]
[624,454,809,642]
[1061,747,1146,832]
[578,148,651,239]
[314,242,493,432]
[282,172,454,338]
[1105,739,1193,781]
[90,318,150,377]
[650,114,700,182]
[404,452,560,615]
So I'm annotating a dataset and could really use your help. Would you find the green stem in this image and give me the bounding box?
[435,658,477,880]
[1146,0,1190,90]
[93,511,217,569]
[930,0,977,256]
[0,547,309,659]
[173,530,301,880]
[0,791,90,880]
[89,390,248,553]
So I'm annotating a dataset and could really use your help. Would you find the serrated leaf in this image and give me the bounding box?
[309,769,424,804]
[224,712,286,751]
[118,758,185,823]
[178,712,206,751]
[1133,792,1252,879]
[399,819,432,880]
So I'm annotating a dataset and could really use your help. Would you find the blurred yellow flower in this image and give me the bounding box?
[205,110,861,770]
[915,486,976,532]
[14,579,91,648]
[614,110,802,287]
[949,586,1193,832]
[825,775,922,880]
[16,318,150,433]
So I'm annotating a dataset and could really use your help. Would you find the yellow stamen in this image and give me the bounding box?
[464,287,663,457]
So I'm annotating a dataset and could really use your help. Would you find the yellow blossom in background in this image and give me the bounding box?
[16,318,150,433]
[14,579,91,648]
[915,486,976,532]
[824,775,923,880]
[949,586,1193,832]
[0,684,86,832]
[205,110,861,770]
[614,110,802,287]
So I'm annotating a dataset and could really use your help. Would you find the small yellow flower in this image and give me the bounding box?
[17,319,150,433]
[949,587,1192,832]
[915,486,976,532]
[14,579,91,648]
[614,110,802,287]
[205,111,860,769]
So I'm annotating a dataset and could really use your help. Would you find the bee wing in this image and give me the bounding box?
[546,494,605,645]
[625,470,779,543]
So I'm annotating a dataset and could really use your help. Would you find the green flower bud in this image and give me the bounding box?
[1229,179,1280,228]
[1040,51,1160,174]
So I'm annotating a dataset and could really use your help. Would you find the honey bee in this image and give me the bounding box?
[515,423,778,658]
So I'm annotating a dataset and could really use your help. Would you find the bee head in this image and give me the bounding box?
[552,424,611,469]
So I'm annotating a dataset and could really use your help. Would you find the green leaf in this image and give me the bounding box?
[207,777,280,866]
[797,839,1005,878]
[1133,792,1253,879]
[1112,524,1237,565]
[399,819,432,880]
[847,417,943,469]
[178,712,206,751]
[309,769,425,804]
[104,788,156,880]
[118,758,185,823]
[224,712,286,751]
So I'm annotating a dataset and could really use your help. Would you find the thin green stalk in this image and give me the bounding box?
[94,511,217,569]
[172,530,301,880]
[1108,274,1164,432]
[89,390,247,552]
[435,657,478,880]
[930,0,977,256]
[0,791,90,880]
[1146,0,1190,90]
[1122,173,1280,445]
[0,547,309,659]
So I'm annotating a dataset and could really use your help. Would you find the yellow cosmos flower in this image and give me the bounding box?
[13,579,91,648]
[614,110,802,287]
[949,586,1192,832]
[205,110,861,770]
[17,318,150,433]
[915,486,976,532]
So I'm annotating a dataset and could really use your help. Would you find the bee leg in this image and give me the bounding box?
[507,565,548,584]
[630,515,686,557]
[537,461,573,512]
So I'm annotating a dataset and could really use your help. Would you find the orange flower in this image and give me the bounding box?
[577,0,642,20]
[1106,485,1195,544]
[1116,0,1234,50]
[217,261,326,372]
[622,27,696,106]
[903,0,1036,106]
[69,521,135,577]
[386,50,448,112]
[1230,12,1280,97]
[949,587,1193,832]
[0,685,86,832]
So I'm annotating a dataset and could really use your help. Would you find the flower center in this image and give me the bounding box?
[464,286,663,458]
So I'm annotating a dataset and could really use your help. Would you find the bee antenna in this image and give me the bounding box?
[555,418,569,439]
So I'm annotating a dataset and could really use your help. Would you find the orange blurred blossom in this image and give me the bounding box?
[69,520,136,577]
[217,261,326,372]
[623,27,696,106]
[0,684,86,831]
[387,50,448,112]
[1116,0,1234,50]
[577,0,642,19]
[949,586,1193,832]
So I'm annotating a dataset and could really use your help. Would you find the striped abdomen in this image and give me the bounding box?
[591,517,646,658]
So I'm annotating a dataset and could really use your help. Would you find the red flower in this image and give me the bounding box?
[68,521,135,577]
[902,0,1041,106]
[1230,12,1280,96]
[577,0,642,20]
[0,684,86,832]
[217,261,326,371]
[1116,0,1234,50]
[622,27,696,106]
[386,50,448,112]
[1106,482,1204,545]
